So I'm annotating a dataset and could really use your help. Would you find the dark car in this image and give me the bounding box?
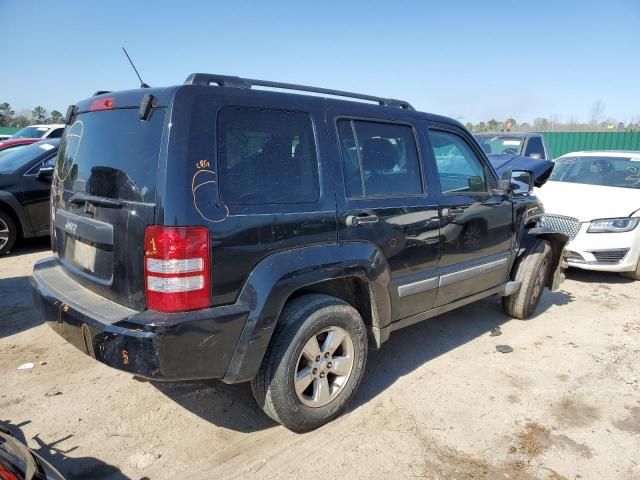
[474,132,551,160]
[30,74,568,432]
[0,140,58,254]
[0,427,64,480]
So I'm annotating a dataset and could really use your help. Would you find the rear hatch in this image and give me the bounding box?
[51,95,167,310]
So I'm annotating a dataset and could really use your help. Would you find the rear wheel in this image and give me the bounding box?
[502,239,552,319]
[0,211,17,255]
[251,294,368,432]
[620,258,640,281]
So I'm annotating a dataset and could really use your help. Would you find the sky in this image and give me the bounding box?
[2,0,639,125]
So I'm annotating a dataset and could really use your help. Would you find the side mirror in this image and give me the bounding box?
[510,170,534,194]
[493,170,512,195]
[37,165,54,181]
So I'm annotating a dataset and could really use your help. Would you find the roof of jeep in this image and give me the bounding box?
[75,84,463,128]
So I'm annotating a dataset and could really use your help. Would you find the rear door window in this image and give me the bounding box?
[56,109,165,202]
[337,119,423,197]
[217,108,319,204]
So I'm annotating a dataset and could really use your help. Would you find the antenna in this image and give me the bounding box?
[122,47,150,88]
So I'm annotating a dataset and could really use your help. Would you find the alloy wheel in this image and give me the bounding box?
[294,326,355,408]
[0,218,9,251]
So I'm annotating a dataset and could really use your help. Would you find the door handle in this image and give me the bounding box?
[345,214,379,227]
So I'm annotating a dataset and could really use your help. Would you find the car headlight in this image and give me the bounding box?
[587,217,640,233]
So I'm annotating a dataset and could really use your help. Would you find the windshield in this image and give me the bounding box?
[475,135,524,155]
[0,142,57,174]
[550,156,640,189]
[11,126,49,139]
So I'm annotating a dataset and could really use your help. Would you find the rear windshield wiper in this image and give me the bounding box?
[69,193,124,209]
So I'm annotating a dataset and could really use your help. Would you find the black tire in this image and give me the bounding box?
[502,239,552,319]
[250,294,368,432]
[620,259,640,281]
[0,211,17,255]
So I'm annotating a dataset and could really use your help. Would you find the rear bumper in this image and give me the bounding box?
[30,258,249,381]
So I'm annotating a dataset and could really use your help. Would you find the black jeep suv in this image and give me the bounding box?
[31,74,567,432]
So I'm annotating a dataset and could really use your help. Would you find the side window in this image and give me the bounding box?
[337,119,423,198]
[429,130,487,194]
[47,128,65,139]
[42,156,56,168]
[217,108,319,204]
[25,154,56,175]
[524,137,545,159]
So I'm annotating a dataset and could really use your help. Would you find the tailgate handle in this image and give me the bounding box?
[69,193,124,209]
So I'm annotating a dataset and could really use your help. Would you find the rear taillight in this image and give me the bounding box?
[144,226,211,313]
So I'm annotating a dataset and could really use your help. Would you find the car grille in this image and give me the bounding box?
[538,214,582,239]
[590,249,629,265]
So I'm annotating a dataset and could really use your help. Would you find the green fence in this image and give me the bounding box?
[0,127,19,136]
[538,131,640,159]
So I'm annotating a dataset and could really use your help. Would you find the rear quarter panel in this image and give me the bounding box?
[160,87,340,307]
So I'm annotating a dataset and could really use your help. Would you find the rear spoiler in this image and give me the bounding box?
[65,92,157,123]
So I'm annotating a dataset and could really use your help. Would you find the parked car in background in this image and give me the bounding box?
[0,134,11,141]
[536,151,640,280]
[0,138,40,153]
[475,132,551,160]
[30,73,568,432]
[0,139,58,254]
[10,124,65,140]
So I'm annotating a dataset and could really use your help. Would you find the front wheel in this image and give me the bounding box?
[0,211,17,255]
[502,239,552,319]
[251,294,368,432]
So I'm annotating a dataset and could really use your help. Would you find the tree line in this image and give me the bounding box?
[0,102,64,127]
[465,101,640,133]
[466,117,640,133]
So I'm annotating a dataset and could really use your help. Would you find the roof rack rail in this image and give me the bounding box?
[93,90,112,96]
[183,73,414,110]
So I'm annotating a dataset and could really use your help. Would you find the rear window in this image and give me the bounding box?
[217,108,320,204]
[0,145,27,160]
[55,109,165,202]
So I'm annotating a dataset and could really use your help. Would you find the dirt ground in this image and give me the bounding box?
[1,239,639,480]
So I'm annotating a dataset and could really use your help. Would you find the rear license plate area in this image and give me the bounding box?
[65,236,98,273]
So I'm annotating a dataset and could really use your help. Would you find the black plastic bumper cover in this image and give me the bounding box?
[30,258,249,381]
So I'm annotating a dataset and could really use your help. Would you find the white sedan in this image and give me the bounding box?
[535,151,640,280]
